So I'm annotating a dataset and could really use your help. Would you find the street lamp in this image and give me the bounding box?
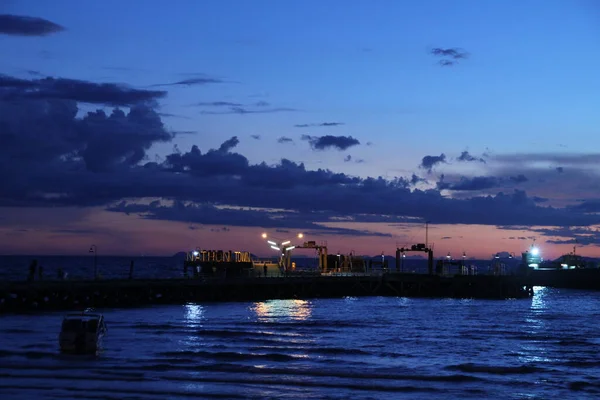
[89,245,98,279]
[261,232,304,271]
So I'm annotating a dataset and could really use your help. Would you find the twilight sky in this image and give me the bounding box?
[1,0,599,259]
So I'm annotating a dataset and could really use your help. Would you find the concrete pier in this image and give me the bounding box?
[0,273,533,314]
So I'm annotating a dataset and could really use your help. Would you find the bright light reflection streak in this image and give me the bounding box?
[252,299,312,322]
[518,286,550,364]
[180,303,205,348]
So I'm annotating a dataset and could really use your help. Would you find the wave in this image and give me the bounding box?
[0,328,36,334]
[158,350,298,362]
[445,363,548,374]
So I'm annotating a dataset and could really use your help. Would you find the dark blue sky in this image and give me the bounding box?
[1,0,599,258]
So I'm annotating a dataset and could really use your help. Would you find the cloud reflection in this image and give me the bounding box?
[251,299,312,322]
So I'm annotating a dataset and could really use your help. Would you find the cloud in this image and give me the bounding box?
[430,47,469,59]
[150,77,225,87]
[294,122,344,128]
[0,14,65,36]
[250,134,261,140]
[527,226,600,247]
[300,135,360,151]
[2,89,600,243]
[0,74,166,106]
[568,200,600,213]
[457,151,485,163]
[420,154,446,173]
[444,176,501,191]
[344,155,366,164]
[0,98,173,175]
[430,47,469,67]
[193,101,243,107]
[510,174,528,183]
[277,136,293,144]
[106,200,390,237]
[200,106,297,115]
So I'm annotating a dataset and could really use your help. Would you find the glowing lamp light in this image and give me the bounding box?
[261,233,267,239]
[192,250,199,256]
[281,240,291,246]
[270,245,281,251]
[531,247,539,256]
[267,240,277,246]
[285,246,295,251]
[298,233,304,239]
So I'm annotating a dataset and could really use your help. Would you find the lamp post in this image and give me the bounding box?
[261,232,304,272]
[89,245,98,279]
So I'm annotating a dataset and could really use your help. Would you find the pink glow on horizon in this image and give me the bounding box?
[0,208,599,259]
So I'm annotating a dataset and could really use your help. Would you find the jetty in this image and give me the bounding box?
[0,273,532,314]
[0,243,534,314]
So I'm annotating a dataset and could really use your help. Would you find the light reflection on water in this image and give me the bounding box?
[184,303,205,325]
[251,299,312,322]
[519,286,551,364]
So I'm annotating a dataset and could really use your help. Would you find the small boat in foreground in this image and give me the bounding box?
[59,309,107,354]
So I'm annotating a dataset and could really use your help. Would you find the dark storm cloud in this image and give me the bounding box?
[200,106,297,115]
[294,122,344,128]
[2,92,600,238]
[0,14,65,36]
[419,154,446,173]
[300,135,360,151]
[0,74,166,106]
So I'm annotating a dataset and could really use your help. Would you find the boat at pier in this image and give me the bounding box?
[523,244,600,289]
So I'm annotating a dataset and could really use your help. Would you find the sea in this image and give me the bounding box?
[2,256,600,399]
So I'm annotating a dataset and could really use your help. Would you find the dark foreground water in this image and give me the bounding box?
[1,288,600,399]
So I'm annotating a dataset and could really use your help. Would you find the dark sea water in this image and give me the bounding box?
[1,287,600,399]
